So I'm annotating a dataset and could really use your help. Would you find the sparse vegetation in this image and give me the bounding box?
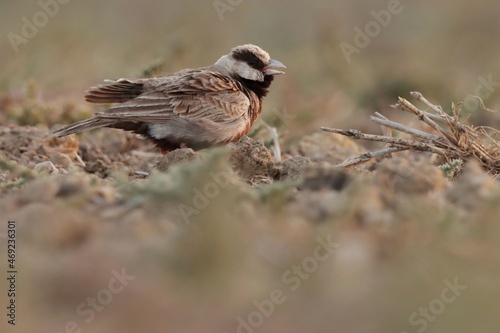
[322,92,500,179]
[1,1,500,332]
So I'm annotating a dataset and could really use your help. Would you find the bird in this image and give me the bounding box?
[54,44,286,154]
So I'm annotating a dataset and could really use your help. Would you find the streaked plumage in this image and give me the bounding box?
[54,44,285,152]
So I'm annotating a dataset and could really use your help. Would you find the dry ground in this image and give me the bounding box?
[1,108,499,332]
[2,1,500,332]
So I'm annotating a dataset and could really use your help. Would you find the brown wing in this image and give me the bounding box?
[95,71,250,124]
[85,78,147,103]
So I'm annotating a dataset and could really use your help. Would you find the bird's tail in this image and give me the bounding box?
[53,117,117,137]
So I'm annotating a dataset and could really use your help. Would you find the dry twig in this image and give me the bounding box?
[321,92,500,175]
[261,121,282,164]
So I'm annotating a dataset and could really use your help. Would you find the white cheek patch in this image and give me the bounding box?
[214,55,265,82]
[233,62,264,82]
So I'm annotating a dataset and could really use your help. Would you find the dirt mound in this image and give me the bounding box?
[1,124,499,333]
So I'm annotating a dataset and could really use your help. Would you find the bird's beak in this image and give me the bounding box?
[263,59,286,76]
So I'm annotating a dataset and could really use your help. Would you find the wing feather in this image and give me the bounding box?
[85,78,147,103]
[96,71,250,124]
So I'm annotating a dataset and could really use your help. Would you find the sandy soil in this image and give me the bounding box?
[1,121,499,333]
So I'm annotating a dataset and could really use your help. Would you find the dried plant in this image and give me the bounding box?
[322,92,500,177]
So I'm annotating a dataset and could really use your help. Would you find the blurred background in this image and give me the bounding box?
[2,0,500,139]
[1,1,500,333]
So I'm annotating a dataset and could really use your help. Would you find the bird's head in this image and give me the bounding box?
[214,44,286,82]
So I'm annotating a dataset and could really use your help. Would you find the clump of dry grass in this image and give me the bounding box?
[322,92,500,178]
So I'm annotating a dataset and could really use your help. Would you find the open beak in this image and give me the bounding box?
[263,59,286,76]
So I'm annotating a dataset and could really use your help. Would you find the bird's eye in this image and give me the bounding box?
[247,60,257,67]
